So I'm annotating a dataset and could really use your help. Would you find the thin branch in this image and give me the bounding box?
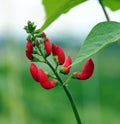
[46,59,82,124]
[98,0,110,21]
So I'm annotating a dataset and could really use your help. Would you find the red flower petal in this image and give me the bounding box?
[61,55,72,74]
[37,69,56,89]
[49,80,56,87]
[57,46,65,65]
[45,80,56,89]
[75,59,94,80]
[26,40,33,52]
[26,50,33,60]
[30,63,39,82]
[44,38,51,54]
[37,69,49,83]
[52,43,58,55]
[52,43,65,65]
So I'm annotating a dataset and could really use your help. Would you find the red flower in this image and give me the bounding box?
[26,50,33,60]
[44,38,51,55]
[30,63,39,82]
[60,55,72,74]
[52,43,65,65]
[30,63,56,89]
[26,40,33,52]
[73,59,94,80]
[37,69,56,89]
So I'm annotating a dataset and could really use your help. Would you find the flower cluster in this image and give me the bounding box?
[25,21,94,90]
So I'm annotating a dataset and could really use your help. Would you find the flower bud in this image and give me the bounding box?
[35,40,40,46]
[52,43,58,55]
[57,47,65,65]
[73,59,94,80]
[30,63,39,82]
[44,38,51,55]
[37,69,56,89]
[41,32,46,38]
[26,50,33,60]
[60,55,72,74]
[52,43,65,65]
[26,40,33,52]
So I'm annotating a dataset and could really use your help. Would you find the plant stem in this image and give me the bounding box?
[98,0,110,21]
[63,86,82,124]
[63,74,72,86]
[46,59,82,124]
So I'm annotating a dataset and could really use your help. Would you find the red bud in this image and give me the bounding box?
[44,38,51,55]
[74,59,94,80]
[37,69,56,89]
[26,50,33,60]
[30,63,39,82]
[35,40,40,46]
[52,43,65,65]
[61,55,72,74]
[57,46,65,65]
[52,43,58,55]
[26,40,33,52]
[41,32,46,38]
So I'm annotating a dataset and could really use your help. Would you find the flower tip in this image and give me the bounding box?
[47,80,56,89]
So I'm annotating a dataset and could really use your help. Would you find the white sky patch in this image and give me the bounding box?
[0,0,120,40]
[0,0,45,36]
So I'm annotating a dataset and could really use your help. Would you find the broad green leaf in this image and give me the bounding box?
[39,0,85,32]
[103,0,120,11]
[72,21,120,66]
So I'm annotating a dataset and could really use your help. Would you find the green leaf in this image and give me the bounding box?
[103,0,120,11]
[39,0,85,32]
[72,21,120,66]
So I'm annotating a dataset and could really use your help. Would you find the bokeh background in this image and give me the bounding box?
[0,0,120,124]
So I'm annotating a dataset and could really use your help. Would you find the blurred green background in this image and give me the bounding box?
[0,35,120,124]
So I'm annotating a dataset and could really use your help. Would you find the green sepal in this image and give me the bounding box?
[32,57,40,62]
[60,67,66,74]
[52,56,58,64]
[71,72,78,79]
[24,21,36,34]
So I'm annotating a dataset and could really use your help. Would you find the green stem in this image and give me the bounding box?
[63,74,72,86]
[46,60,63,84]
[63,86,82,124]
[46,59,82,124]
[36,43,82,123]
[98,0,110,21]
